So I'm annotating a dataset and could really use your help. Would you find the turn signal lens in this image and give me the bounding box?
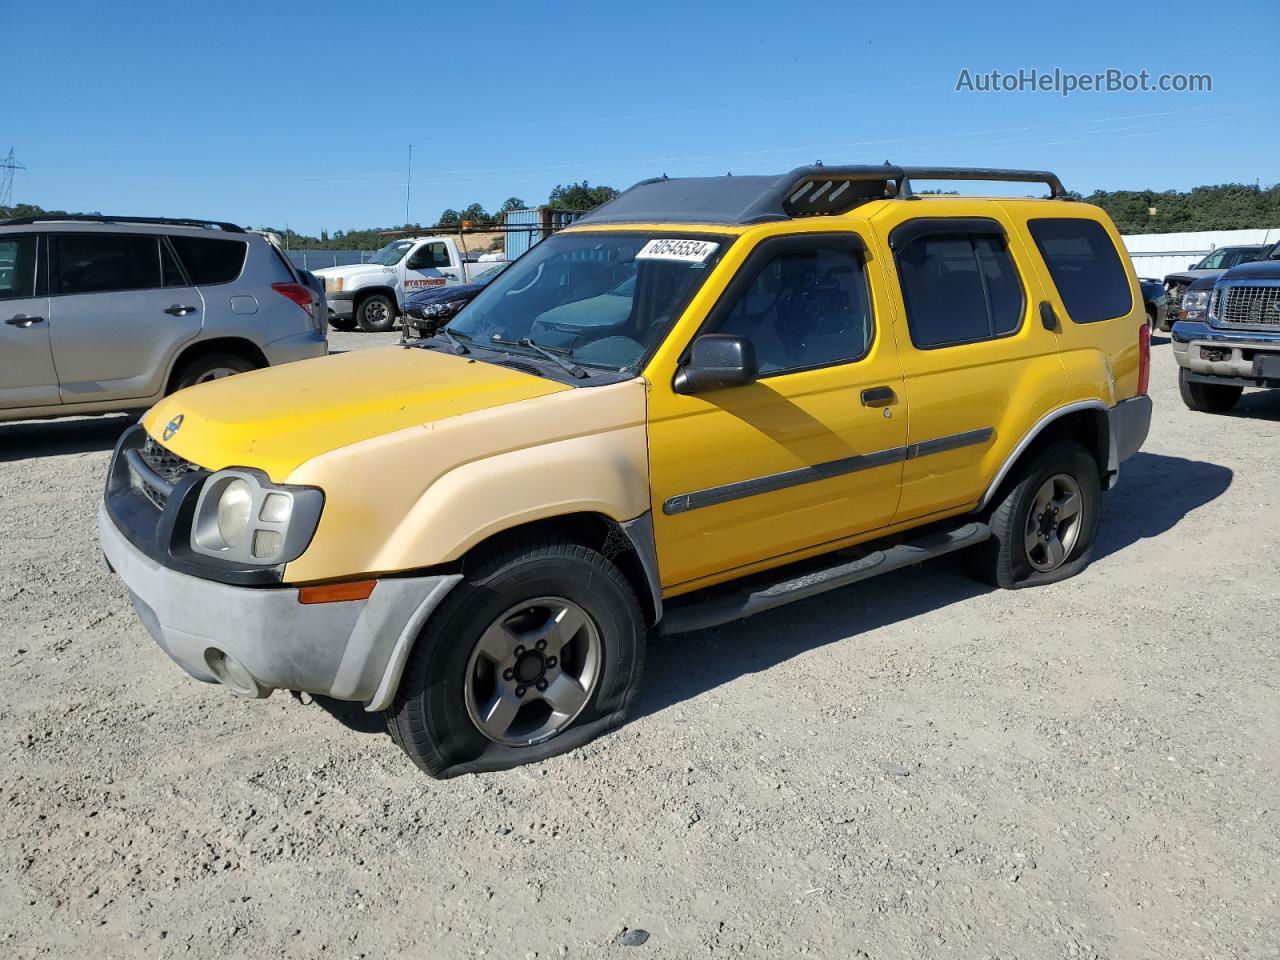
[298,580,377,605]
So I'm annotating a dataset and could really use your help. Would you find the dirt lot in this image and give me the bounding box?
[2,333,1277,959]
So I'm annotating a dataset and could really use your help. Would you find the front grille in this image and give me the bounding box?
[1219,285,1280,328]
[136,436,200,509]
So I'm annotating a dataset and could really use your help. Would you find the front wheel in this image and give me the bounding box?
[1179,367,1241,413]
[967,440,1101,589]
[386,540,648,778]
[356,293,397,333]
[329,315,357,332]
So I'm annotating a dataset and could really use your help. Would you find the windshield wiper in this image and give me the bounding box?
[488,335,588,379]
[435,327,470,355]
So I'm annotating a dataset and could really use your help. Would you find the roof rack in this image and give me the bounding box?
[0,214,246,233]
[575,164,1070,227]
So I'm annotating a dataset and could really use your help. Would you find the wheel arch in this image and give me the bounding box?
[165,337,269,394]
[459,510,662,626]
[979,401,1111,511]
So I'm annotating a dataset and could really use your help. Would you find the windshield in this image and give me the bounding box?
[367,240,414,266]
[448,232,729,373]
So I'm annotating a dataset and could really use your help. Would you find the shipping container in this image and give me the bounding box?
[503,207,584,259]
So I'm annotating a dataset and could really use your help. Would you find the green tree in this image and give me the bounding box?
[461,202,490,225]
[437,208,462,227]
[499,196,526,213]
[548,181,619,211]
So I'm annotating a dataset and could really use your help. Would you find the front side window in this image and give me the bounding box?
[0,235,37,300]
[1028,218,1132,324]
[168,235,247,285]
[1197,249,1227,269]
[896,230,1024,349]
[450,231,728,373]
[711,244,872,375]
[55,234,161,295]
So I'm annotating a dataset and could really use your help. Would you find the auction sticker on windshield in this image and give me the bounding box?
[636,238,719,263]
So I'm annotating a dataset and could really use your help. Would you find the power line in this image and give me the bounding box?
[0,148,26,209]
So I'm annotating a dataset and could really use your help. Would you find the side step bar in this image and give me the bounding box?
[661,522,991,635]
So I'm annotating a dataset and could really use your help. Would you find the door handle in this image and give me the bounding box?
[4,314,44,327]
[1039,301,1059,332]
[860,385,897,408]
[165,304,198,316]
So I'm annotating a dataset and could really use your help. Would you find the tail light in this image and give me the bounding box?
[1137,323,1151,396]
[272,282,318,327]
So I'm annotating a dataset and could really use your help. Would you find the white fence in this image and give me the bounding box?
[1122,228,1280,280]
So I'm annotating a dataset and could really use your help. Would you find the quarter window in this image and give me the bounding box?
[895,230,1024,349]
[0,235,37,300]
[55,234,162,295]
[712,245,872,375]
[168,235,248,285]
[1027,218,1132,323]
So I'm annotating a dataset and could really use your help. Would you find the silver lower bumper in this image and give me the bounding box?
[1172,320,1280,379]
[100,504,459,710]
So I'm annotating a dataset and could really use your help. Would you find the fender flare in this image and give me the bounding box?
[977,400,1110,510]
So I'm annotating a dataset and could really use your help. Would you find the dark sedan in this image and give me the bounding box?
[401,263,507,337]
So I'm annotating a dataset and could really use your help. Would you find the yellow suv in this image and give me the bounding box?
[100,165,1152,777]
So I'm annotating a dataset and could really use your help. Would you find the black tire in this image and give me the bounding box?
[967,440,1102,589]
[329,315,357,331]
[168,352,257,393]
[386,540,648,778]
[356,293,397,333]
[1145,306,1157,331]
[1178,367,1241,413]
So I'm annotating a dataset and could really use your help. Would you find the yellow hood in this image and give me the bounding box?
[143,347,569,481]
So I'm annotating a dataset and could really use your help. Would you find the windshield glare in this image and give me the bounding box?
[368,240,413,266]
[449,232,727,372]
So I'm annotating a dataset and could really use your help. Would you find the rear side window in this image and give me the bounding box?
[55,234,161,295]
[169,235,248,285]
[713,244,873,376]
[1027,218,1132,323]
[895,230,1024,349]
[0,235,37,300]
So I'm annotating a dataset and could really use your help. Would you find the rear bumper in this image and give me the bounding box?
[1171,320,1280,384]
[1108,394,1152,468]
[100,503,459,710]
[264,328,328,364]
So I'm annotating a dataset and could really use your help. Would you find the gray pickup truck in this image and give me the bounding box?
[1172,246,1280,412]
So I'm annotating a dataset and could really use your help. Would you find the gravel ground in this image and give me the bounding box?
[2,332,1278,959]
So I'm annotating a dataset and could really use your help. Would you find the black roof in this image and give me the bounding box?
[575,165,1069,227]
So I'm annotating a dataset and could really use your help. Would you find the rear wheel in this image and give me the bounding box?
[169,352,257,393]
[386,540,648,778]
[1178,367,1241,413]
[968,440,1101,589]
[356,293,397,333]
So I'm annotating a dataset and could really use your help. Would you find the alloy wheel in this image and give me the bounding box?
[1024,473,1083,572]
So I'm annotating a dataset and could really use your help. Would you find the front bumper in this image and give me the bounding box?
[1171,320,1280,384]
[326,292,354,321]
[100,504,460,710]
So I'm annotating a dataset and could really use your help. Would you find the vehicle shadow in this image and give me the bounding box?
[634,450,1230,723]
[1224,389,1280,422]
[308,694,387,734]
[0,413,137,462]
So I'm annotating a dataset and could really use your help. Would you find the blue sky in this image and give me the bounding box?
[5,0,1277,236]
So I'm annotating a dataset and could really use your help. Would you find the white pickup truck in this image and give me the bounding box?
[315,236,506,332]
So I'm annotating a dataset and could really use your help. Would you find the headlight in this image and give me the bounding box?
[1181,289,1209,321]
[216,479,253,546]
[190,470,323,566]
[422,301,455,317]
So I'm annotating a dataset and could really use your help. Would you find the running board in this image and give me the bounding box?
[661,522,991,635]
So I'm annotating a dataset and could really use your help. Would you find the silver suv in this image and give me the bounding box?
[0,216,328,422]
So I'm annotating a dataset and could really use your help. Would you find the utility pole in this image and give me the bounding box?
[405,144,413,226]
[0,148,25,210]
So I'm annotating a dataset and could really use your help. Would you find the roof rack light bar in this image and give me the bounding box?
[0,214,246,232]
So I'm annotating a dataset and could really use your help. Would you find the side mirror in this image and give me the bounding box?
[674,334,757,394]
[1188,263,1198,270]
